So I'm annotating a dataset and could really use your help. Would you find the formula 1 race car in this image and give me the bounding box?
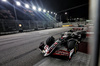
[39,30,86,60]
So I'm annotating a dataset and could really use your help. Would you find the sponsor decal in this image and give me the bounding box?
[70,49,74,57]
[54,42,58,45]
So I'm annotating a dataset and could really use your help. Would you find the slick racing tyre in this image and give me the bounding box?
[68,40,78,54]
[68,40,76,50]
[46,36,55,47]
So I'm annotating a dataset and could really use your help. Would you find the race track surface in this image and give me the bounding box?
[0,27,90,66]
[0,27,70,66]
[34,52,90,66]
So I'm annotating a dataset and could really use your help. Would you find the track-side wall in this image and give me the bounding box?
[0,19,62,32]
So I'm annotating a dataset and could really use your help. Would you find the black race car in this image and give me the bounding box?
[39,30,86,60]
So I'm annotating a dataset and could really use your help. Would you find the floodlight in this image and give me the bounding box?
[32,6,36,10]
[47,11,49,13]
[25,4,29,8]
[43,9,46,12]
[16,1,21,6]
[2,0,7,2]
[38,8,42,11]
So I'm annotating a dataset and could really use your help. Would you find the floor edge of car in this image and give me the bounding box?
[33,52,90,66]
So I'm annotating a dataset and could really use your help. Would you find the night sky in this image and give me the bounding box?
[0,0,89,20]
[34,0,88,12]
[22,0,89,19]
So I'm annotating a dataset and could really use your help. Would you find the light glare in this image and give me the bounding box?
[47,11,49,13]
[25,4,29,8]
[38,8,41,11]
[65,12,67,14]
[16,1,21,6]
[43,9,46,12]
[32,6,36,10]
[2,0,7,2]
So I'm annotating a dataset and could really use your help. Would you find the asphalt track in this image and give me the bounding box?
[0,27,72,66]
[34,52,90,66]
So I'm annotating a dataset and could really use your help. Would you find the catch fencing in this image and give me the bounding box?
[0,19,62,32]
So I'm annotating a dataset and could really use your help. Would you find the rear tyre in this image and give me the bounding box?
[68,40,76,50]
